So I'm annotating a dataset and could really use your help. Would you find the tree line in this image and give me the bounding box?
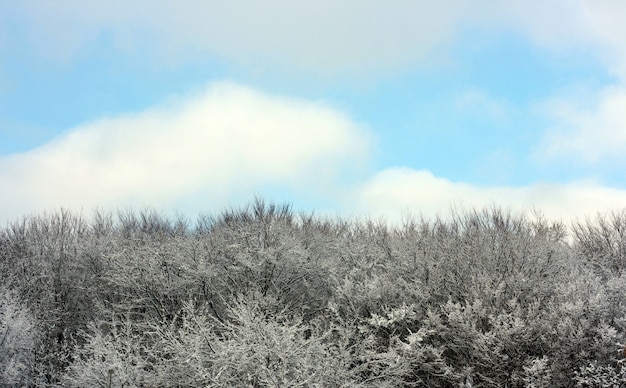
[2,198,626,386]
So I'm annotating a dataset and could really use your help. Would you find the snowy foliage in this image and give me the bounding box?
[1,199,626,386]
[0,287,36,386]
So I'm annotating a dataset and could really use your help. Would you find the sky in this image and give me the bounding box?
[1,1,626,227]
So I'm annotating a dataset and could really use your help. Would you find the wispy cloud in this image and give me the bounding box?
[503,1,626,80]
[0,82,368,223]
[453,88,509,123]
[536,85,626,164]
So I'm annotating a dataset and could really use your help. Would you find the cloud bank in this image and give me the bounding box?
[5,1,626,76]
[0,82,368,223]
[353,167,626,225]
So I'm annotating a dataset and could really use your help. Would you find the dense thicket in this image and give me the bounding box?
[2,199,626,387]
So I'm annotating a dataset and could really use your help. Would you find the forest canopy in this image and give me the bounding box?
[2,198,626,387]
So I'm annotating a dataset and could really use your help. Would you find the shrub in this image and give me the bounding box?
[574,361,626,387]
[0,286,37,386]
[64,293,361,387]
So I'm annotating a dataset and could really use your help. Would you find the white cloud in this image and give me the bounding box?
[0,82,368,224]
[5,1,626,77]
[537,85,626,163]
[351,167,626,225]
[2,79,624,227]
[0,1,476,73]
[3,2,626,225]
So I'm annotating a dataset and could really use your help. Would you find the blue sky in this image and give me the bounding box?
[1,1,626,225]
